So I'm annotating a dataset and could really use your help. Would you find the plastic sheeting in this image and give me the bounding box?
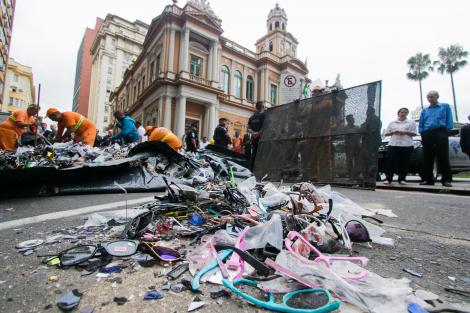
[274,250,411,313]
[254,81,382,189]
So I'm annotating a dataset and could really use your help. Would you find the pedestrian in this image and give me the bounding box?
[111,111,140,144]
[46,108,97,147]
[144,126,182,151]
[383,108,417,185]
[213,118,231,149]
[232,131,243,153]
[344,114,361,179]
[0,105,38,151]
[200,136,209,149]
[135,121,147,143]
[460,114,470,159]
[48,124,57,141]
[418,91,453,187]
[247,101,266,170]
[185,123,199,152]
[243,131,253,162]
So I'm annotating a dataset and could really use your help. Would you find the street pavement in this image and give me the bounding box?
[1,188,469,312]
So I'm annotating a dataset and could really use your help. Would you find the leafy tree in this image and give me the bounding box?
[433,44,468,121]
[406,53,433,109]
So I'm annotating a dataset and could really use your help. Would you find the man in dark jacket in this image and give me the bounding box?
[460,114,470,159]
[247,101,265,170]
[213,118,231,149]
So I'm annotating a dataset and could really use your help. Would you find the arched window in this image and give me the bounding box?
[221,65,230,93]
[275,21,279,28]
[234,70,242,98]
[246,75,254,102]
[269,41,273,52]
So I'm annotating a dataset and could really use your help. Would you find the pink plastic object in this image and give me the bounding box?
[265,258,318,289]
[285,231,368,280]
[226,226,250,280]
[209,241,230,279]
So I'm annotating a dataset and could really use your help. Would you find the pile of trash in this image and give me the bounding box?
[0,142,136,170]
[0,141,252,196]
[15,174,450,313]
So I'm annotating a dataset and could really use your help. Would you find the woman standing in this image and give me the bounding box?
[384,108,417,185]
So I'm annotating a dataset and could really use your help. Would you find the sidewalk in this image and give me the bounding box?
[376,177,470,195]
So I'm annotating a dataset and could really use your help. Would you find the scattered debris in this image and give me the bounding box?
[56,289,82,312]
[113,296,127,305]
[188,296,206,312]
[403,268,423,277]
[143,290,164,300]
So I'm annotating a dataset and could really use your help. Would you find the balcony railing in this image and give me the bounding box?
[188,73,212,86]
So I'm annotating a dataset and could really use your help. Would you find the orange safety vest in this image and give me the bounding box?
[148,127,182,150]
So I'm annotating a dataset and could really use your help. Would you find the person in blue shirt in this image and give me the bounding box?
[418,90,453,187]
[111,111,140,144]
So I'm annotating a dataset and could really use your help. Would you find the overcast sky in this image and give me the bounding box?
[9,0,470,127]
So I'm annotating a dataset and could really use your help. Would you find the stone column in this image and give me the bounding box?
[212,44,221,82]
[179,27,190,73]
[161,27,168,72]
[175,95,186,138]
[203,105,210,137]
[164,96,172,129]
[158,96,163,125]
[208,103,217,138]
[207,42,213,81]
[242,66,247,101]
[168,26,176,73]
[253,72,258,103]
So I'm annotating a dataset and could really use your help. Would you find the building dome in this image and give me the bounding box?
[267,3,287,32]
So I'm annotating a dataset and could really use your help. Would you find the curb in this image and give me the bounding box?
[376,183,470,196]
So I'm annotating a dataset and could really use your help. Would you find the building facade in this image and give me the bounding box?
[72,17,103,117]
[110,1,309,140]
[88,14,148,133]
[1,57,35,112]
[0,0,15,111]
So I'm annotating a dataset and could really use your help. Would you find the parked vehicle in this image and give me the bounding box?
[378,127,470,178]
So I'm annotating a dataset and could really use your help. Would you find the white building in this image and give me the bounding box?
[88,14,148,133]
[1,57,35,113]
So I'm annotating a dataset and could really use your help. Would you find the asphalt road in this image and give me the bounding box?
[1,188,469,312]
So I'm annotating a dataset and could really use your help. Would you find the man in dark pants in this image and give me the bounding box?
[243,131,253,164]
[247,101,266,171]
[185,124,199,152]
[419,90,454,187]
[213,118,231,149]
[460,115,470,159]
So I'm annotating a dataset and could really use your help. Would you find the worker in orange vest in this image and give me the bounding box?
[144,126,182,151]
[46,108,96,146]
[0,105,38,151]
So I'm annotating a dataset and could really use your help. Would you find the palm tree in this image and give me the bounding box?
[406,53,433,109]
[433,44,468,122]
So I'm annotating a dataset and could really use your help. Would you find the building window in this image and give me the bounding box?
[108,67,113,74]
[13,74,19,82]
[234,71,242,98]
[246,75,254,102]
[149,62,154,81]
[282,23,285,30]
[142,76,146,89]
[275,21,279,28]
[269,41,273,52]
[156,54,161,74]
[104,116,108,123]
[270,84,277,105]
[189,55,202,77]
[221,65,230,93]
[105,105,109,113]
[269,24,273,31]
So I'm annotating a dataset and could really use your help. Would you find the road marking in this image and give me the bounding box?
[0,196,155,231]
